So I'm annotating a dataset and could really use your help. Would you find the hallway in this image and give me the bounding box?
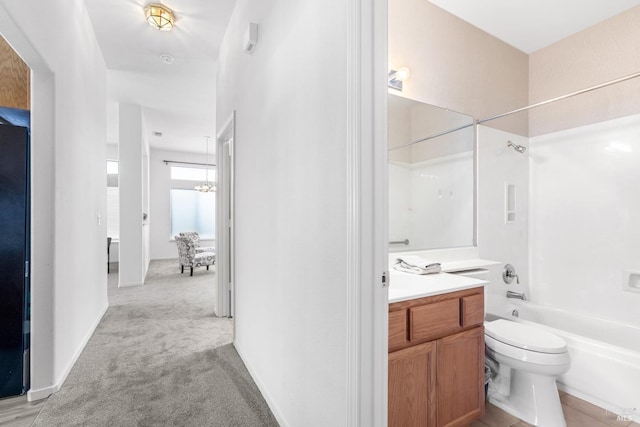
[27,261,277,426]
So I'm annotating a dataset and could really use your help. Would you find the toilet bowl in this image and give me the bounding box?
[485,319,570,427]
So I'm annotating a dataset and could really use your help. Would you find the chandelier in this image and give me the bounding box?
[195,137,215,192]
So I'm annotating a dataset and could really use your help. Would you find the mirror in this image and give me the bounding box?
[388,93,475,251]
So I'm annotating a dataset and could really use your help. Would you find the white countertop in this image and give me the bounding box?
[440,258,500,273]
[388,270,488,303]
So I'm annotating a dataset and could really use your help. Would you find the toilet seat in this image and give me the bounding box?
[485,319,567,354]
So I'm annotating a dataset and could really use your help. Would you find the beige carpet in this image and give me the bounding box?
[32,260,278,427]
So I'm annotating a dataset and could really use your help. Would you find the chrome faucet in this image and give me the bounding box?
[506,290,526,301]
[503,264,520,284]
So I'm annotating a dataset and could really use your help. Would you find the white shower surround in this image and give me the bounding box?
[529,114,640,326]
[479,114,640,422]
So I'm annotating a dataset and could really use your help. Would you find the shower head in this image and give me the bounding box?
[507,140,527,153]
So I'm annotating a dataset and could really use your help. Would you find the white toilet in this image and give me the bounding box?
[485,319,571,427]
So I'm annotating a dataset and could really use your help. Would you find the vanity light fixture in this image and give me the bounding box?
[388,67,411,91]
[145,3,175,31]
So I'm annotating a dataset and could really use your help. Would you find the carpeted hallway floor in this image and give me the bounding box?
[32,260,278,427]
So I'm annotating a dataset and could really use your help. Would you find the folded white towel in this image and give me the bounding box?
[393,255,441,275]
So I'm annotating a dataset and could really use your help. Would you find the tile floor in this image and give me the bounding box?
[473,391,640,427]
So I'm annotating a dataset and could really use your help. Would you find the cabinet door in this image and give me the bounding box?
[436,327,484,427]
[389,341,437,427]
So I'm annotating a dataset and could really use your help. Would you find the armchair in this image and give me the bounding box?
[175,235,215,276]
[178,232,215,254]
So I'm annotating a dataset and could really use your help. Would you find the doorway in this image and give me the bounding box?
[0,116,30,398]
[215,112,235,319]
[0,34,31,399]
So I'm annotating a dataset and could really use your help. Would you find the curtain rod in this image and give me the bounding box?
[388,122,474,151]
[163,160,216,167]
[477,71,640,125]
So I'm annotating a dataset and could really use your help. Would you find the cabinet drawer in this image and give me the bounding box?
[461,293,484,328]
[389,310,408,351]
[410,299,459,342]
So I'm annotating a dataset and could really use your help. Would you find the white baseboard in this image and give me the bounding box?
[28,302,109,402]
[234,342,288,427]
[27,384,58,401]
[118,281,143,288]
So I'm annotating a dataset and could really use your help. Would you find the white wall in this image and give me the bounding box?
[477,126,529,313]
[142,121,150,271]
[0,0,109,398]
[106,143,119,262]
[530,115,640,325]
[216,1,352,425]
[119,103,149,287]
[149,148,214,260]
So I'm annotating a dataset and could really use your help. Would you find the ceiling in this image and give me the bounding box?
[427,0,640,53]
[85,0,236,154]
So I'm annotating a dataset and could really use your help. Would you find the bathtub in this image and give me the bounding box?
[487,301,640,422]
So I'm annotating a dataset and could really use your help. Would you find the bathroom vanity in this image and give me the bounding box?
[388,271,488,427]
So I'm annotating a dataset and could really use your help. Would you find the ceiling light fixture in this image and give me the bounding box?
[194,137,215,193]
[145,4,175,31]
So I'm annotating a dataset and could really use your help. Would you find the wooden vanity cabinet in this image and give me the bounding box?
[388,287,485,427]
[389,342,437,427]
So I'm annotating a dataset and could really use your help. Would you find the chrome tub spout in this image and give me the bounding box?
[506,290,527,301]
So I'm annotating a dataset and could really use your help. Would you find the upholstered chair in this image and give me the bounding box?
[178,231,215,254]
[175,235,215,276]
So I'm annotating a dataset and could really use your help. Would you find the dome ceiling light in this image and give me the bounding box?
[144,4,175,31]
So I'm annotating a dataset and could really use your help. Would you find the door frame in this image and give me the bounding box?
[345,0,389,424]
[0,4,56,400]
[215,111,235,319]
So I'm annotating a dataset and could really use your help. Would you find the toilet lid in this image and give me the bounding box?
[485,319,567,354]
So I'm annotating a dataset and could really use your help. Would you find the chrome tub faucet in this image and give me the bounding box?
[506,290,526,301]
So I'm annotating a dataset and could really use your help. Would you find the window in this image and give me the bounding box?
[171,166,209,181]
[106,160,119,239]
[107,160,119,175]
[169,166,215,240]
